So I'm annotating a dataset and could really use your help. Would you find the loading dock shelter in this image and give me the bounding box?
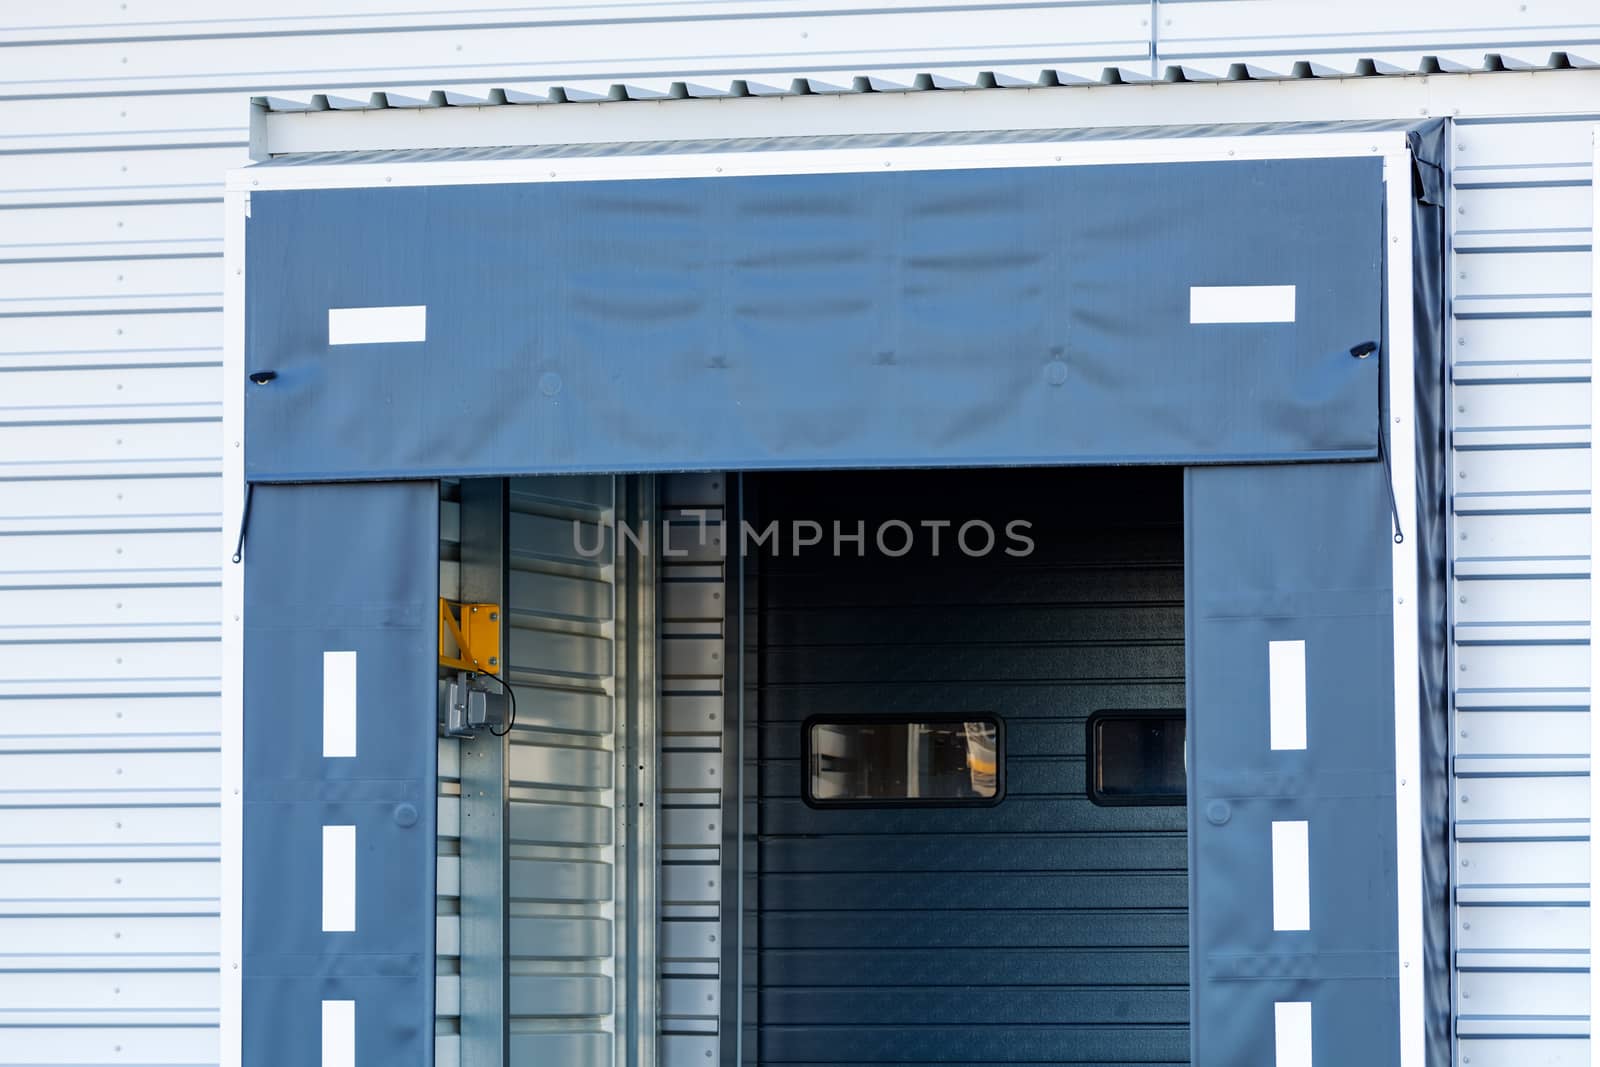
[227,126,1448,1065]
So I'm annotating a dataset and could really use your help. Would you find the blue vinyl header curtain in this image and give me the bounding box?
[243,156,1384,480]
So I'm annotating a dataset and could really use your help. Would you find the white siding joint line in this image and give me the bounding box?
[1275,1000,1313,1067]
[1190,285,1297,324]
[322,999,355,1067]
[328,305,427,345]
[1270,639,1308,751]
[322,825,356,933]
[323,650,357,759]
[1272,820,1311,932]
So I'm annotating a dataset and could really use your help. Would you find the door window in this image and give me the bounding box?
[805,717,1002,806]
[1087,711,1186,805]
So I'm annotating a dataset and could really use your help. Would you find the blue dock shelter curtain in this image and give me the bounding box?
[242,482,437,1065]
[244,155,1385,480]
[1186,461,1400,1064]
[238,126,1451,1067]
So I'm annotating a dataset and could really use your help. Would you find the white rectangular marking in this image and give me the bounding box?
[1269,639,1307,751]
[322,825,356,932]
[327,305,426,345]
[1274,1001,1313,1067]
[322,651,357,759]
[1272,820,1311,932]
[1189,285,1296,324]
[321,999,354,1067]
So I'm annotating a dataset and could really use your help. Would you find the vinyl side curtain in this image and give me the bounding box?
[1186,461,1400,1063]
[242,482,438,1065]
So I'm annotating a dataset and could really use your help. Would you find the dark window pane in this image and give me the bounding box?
[1090,713,1186,805]
[807,719,1001,804]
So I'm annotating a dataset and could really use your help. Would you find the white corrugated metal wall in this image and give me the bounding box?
[5,4,1600,1065]
[1450,116,1594,1067]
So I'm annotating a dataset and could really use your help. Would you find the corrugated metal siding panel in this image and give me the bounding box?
[0,1,245,1047]
[0,91,224,1052]
[1159,2,1600,76]
[1,3,1151,127]
[235,3,1600,117]
[504,475,620,1064]
[748,468,1188,1066]
[657,473,728,1067]
[1449,115,1595,1067]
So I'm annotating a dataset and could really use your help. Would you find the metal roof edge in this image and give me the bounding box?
[254,66,1600,159]
[250,53,1600,117]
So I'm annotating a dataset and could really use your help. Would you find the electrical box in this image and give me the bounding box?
[439,672,511,737]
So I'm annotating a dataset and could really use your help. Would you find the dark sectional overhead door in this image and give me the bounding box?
[749,468,1190,1066]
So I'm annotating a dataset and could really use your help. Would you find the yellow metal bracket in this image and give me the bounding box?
[439,598,502,675]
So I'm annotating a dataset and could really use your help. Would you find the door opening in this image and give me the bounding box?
[739,466,1189,1065]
